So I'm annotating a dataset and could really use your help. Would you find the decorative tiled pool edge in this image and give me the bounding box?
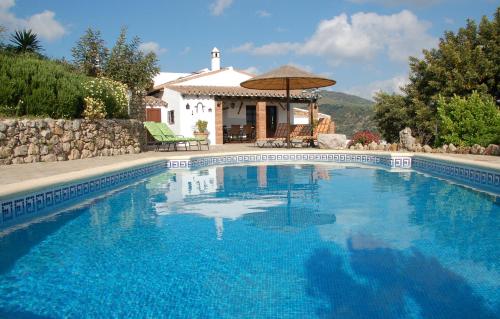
[412,157,500,194]
[1,152,499,231]
[0,161,167,230]
[166,153,412,170]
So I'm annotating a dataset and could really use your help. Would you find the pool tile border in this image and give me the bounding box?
[412,157,500,192]
[0,161,166,230]
[167,153,412,170]
[1,152,498,231]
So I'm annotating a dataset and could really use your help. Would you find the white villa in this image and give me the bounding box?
[146,48,332,145]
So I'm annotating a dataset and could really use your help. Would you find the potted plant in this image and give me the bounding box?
[194,120,209,141]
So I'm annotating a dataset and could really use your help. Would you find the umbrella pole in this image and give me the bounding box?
[286,78,290,148]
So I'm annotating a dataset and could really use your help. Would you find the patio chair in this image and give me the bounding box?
[242,124,255,142]
[228,125,242,142]
[292,118,331,147]
[255,123,294,148]
[157,122,208,151]
[289,124,312,147]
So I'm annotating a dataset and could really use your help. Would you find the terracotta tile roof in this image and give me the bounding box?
[144,95,167,107]
[162,85,314,99]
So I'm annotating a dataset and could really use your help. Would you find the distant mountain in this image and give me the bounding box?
[317,91,377,138]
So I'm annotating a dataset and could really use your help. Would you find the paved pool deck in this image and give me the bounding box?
[1,143,499,197]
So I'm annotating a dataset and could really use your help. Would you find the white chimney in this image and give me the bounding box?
[211,47,220,71]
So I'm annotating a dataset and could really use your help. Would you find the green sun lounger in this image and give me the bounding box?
[144,122,209,151]
[156,122,209,151]
[144,121,176,151]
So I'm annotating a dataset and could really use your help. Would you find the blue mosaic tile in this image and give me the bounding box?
[35,193,45,211]
[2,201,13,222]
[25,196,35,214]
[14,199,24,217]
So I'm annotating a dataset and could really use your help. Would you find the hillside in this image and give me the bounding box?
[317,90,377,138]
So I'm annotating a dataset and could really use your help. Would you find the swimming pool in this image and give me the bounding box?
[0,164,499,318]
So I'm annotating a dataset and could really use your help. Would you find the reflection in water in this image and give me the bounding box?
[306,244,498,319]
[148,165,335,238]
[374,170,500,269]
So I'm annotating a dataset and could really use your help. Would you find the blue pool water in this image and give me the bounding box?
[0,164,499,318]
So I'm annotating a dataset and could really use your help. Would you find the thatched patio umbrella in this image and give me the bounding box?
[240,65,336,148]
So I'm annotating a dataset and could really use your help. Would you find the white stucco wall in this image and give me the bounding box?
[181,95,216,144]
[222,101,255,126]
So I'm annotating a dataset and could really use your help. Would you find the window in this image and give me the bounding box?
[168,110,175,124]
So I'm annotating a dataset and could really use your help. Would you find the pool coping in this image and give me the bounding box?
[1,150,498,199]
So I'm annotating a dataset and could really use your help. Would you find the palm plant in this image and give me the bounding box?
[10,29,42,53]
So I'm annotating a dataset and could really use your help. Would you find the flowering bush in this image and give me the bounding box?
[83,77,128,118]
[83,96,106,119]
[349,130,380,146]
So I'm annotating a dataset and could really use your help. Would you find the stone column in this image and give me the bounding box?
[129,92,146,122]
[256,101,266,140]
[311,102,319,122]
[215,100,223,145]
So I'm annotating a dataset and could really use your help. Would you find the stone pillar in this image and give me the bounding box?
[256,101,266,140]
[311,102,319,122]
[129,92,146,121]
[215,100,223,145]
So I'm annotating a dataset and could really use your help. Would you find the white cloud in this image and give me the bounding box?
[256,10,271,18]
[242,66,259,75]
[0,0,66,41]
[346,74,409,100]
[348,0,441,6]
[0,0,14,11]
[210,0,233,16]
[139,41,167,55]
[231,41,299,56]
[233,10,437,66]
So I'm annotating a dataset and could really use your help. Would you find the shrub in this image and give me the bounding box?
[83,96,106,119]
[437,92,500,146]
[195,120,208,133]
[83,77,128,118]
[349,130,380,147]
[0,52,86,118]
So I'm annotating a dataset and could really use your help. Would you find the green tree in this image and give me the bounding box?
[9,29,42,53]
[376,7,500,145]
[104,27,159,91]
[104,27,159,120]
[71,28,108,77]
[437,91,500,146]
[373,92,411,143]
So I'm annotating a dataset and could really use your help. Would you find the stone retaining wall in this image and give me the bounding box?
[0,118,145,165]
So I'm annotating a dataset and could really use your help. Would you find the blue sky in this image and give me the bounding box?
[1,0,498,99]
